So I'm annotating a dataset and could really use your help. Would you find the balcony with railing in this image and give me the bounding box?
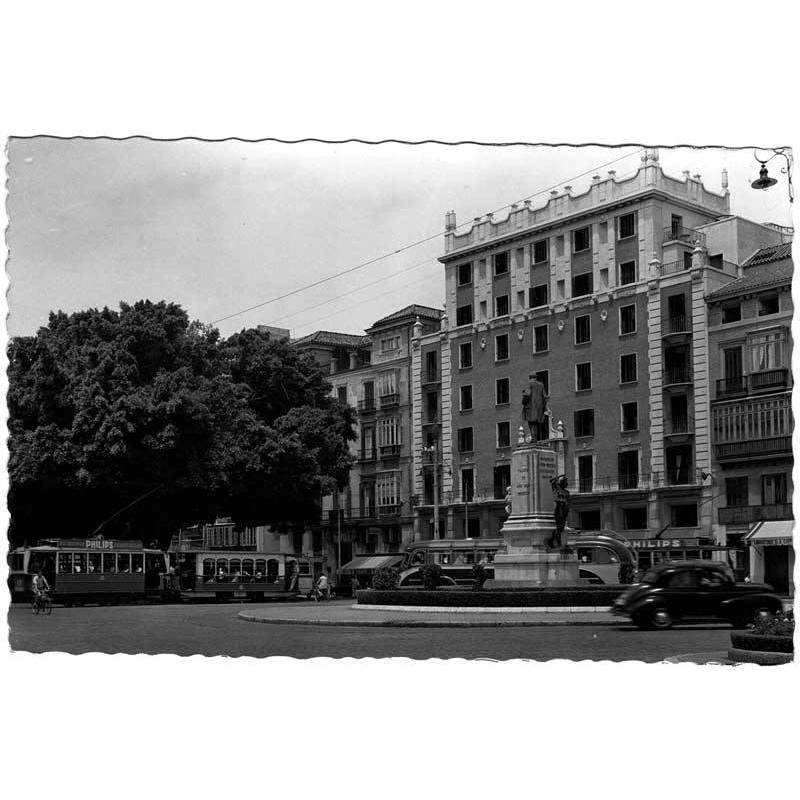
[378,444,402,459]
[357,398,376,414]
[577,474,643,492]
[716,376,747,399]
[423,414,440,428]
[664,315,691,336]
[660,260,691,276]
[379,392,400,409]
[750,368,789,392]
[715,436,792,460]
[663,366,692,386]
[663,225,706,247]
[578,476,594,493]
[718,503,793,526]
[422,370,440,386]
[377,503,402,517]
[618,472,640,490]
[664,417,695,436]
[358,448,377,464]
[712,394,792,460]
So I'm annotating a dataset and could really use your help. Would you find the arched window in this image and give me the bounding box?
[242,559,254,577]
[229,558,242,576]
[255,559,267,581]
[216,558,229,577]
[266,559,279,583]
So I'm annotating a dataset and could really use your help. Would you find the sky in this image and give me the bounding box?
[6,139,794,340]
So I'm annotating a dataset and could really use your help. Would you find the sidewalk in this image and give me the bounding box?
[238,600,621,628]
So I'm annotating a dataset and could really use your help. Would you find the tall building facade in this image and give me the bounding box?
[420,149,791,572]
[294,305,443,574]
[706,242,794,594]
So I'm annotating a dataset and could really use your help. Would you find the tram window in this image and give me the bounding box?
[88,552,102,573]
[701,550,712,560]
[73,553,88,573]
[242,559,254,577]
[58,553,73,574]
[686,550,700,560]
[131,553,144,573]
[464,551,475,564]
[202,559,214,581]
[453,552,466,565]
[411,551,426,566]
[216,558,229,576]
[266,559,278,582]
[486,551,495,563]
[118,553,131,573]
[10,554,24,571]
[103,553,117,573]
[439,553,451,565]
[229,558,242,576]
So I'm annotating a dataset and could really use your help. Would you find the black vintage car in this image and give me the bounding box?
[611,560,783,630]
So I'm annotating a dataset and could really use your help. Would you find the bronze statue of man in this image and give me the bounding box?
[548,474,570,551]
[521,373,549,441]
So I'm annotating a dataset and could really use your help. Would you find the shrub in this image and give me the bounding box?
[730,632,794,654]
[750,608,794,637]
[471,563,487,591]
[356,587,623,607]
[371,566,399,591]
[419,563,443,590]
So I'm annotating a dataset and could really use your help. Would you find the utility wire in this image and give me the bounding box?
[210,146,646,326]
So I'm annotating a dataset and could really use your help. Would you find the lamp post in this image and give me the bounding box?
[423,428,441,539]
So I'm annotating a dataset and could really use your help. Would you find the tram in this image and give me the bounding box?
[398,530,638,586]
[7,537,314,604]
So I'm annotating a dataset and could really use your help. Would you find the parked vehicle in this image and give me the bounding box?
[611,560,783,630]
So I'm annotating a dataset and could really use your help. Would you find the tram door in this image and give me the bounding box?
[178,553,197,590]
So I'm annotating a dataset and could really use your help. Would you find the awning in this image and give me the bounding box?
[745,520,794,547]
[340,555,404,572]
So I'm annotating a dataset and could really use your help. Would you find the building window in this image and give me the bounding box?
[725,476,748,507]
[576,362,592,391]
[620,353,637,384]
[497,421,511,448]
[378,371,397,399]
[479,300,488,319]
[722,302,741,323]
[493,464,511,499]
[748,329,786,372]
[517,290,526,310]
[456,303,473,326]
[379,336,401,353]
[457,427,474,453]
[494,251,509,276]
[758,293,779,316]
[361,426,374,458]
[620,304,636,335]
[534,370,549,395]
[460,385,473,411]
[377,417,402,447]
[496,377,510,405]
[762,473,788,505]
[533,239,548,264]
[572,272,593,297]
[617,212,637,240]
[622,507,647,530]
[574,315,591,344]
[618,451,639,489]
[529,283,549,308]
[534,325,549,353]
[457,262,473,286]
[425,351,438,382]
[461,468,475,502]
[671,504,698,528]
[376,472,399,509]
[572,226,591,253]
[459,341,473,369]
[577,454,593,492]
[618,260,637,285]
[336,386,348,404]
[574,409,595,438]
[621,401,638,431]
[495,294,509,317]
[495,333,509,362]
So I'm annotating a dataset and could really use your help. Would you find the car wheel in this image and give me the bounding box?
[650,607,673,630]
[631,612,650,630]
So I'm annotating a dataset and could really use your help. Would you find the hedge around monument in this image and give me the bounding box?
[729,632,794,654]
[355,586,623,607]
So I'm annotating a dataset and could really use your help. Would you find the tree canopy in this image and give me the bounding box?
[7,300,355,548]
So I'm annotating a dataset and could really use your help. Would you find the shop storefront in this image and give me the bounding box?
[628,537,743,576]
[745,520,794,596]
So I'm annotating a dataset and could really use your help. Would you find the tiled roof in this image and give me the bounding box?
[292,330,370,348]
[743,242,793,267]
[706,258,793,302]
[369,304,443,328]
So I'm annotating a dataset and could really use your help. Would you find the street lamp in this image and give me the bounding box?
[750,148,794,203]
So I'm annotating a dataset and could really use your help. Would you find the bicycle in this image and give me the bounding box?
[32,590,53,616]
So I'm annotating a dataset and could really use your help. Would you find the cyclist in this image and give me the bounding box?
[314,570,330,602]
[32,569,51,611]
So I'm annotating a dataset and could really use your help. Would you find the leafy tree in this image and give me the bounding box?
[7,301,355,548]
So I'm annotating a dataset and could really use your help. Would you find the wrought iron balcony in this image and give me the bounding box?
[378,444,402,458]
[665,417,694,435]
[665,315,690,335]
[357,399,376,413]
[377,503,402,517]
[715,436,792,460]
[379,392,400,409]
[663,225,706,246]
[422,371,440,385]
[718,504,793,526]
[750,368,789,392]
[716,376,747,398]
[618,472,640,490]
[660,260,691,276]
[664,367,692,386]
[358,449,377,463]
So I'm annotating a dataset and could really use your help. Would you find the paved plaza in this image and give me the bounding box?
[9,600,741,661]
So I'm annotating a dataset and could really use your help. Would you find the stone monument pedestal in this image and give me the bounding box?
[484,442,579,588]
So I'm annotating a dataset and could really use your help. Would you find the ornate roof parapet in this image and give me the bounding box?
[445,151,731,257]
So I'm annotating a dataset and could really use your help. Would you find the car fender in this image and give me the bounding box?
[626,595,666,616]
[720,593,782,614]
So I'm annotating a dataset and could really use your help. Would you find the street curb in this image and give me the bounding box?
[236,611,621,628]
[354,604,612,613]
